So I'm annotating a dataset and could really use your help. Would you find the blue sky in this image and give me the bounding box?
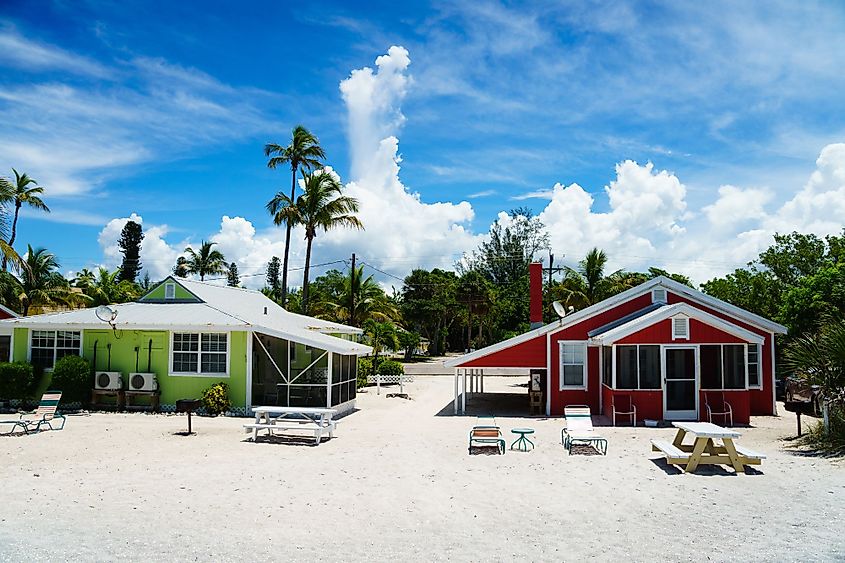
[1,1,845,285]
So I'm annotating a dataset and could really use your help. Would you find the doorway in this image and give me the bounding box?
[663,347,697,420]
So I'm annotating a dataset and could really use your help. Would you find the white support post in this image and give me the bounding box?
[326,352,333,409]
[454,369,460,414]
[462,369,467,413]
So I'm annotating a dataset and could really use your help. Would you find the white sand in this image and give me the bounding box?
[1,375,843,562]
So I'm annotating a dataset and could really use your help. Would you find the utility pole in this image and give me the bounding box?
[545,251,564,286]
[350,253,356,325]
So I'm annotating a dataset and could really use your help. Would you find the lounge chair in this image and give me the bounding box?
[611,393,637,426]
[704,391,733,426]
[0,391,66,435]
[468,424,505,454]
[561,405,607,455]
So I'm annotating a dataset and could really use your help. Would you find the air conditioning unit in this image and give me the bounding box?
[94,371,123,390]
[128,372,158,392]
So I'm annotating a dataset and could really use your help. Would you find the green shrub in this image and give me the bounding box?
[201,382,231,416]
[356,357,372,389]
[376,359,404,376]
[50,355,90,404]
[0,362,36,401]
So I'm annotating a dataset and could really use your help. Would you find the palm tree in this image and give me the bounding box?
[267,170,363,315]
[553,248,626,309]
[84,267,140,306]
[72,268,96,289]
[183,241,227,281]
[313,266,397,326]
[363,319,400,365]
[0,170,49,271]
[265,126,326,309]
[18,245,82,315]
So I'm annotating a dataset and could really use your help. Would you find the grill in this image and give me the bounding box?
[175,399,202,435]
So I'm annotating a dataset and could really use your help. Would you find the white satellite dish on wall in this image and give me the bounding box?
[95,305,118,324]
[552,301,574,319]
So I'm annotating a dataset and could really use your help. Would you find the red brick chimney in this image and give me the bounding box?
[529,262,543,329]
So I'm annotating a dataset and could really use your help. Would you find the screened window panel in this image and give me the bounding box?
[201,333,227,353]
[332,353,342,383]
[31,347,55,369]
[616,346,638,389]
[638,346,661,389]
[723,345,746,389]
[200,353,227,373]
[173,352,198,373]
[700,345,722,389]
[563,365,584,387]
[602,347,612,386]
[331,383,341,406]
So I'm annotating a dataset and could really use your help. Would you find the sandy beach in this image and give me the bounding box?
[2,375,843,562]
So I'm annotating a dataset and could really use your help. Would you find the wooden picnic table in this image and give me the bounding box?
[244,406,337,445]
[651,421,765,473]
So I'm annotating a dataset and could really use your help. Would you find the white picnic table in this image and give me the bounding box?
[651,421,765,473]
[244,406,337,445]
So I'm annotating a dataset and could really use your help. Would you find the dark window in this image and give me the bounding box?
[700,345,722,389]
[723,345,746,389]
[616,346,638,389]
[602,346,612,386]
[638,346,661,389]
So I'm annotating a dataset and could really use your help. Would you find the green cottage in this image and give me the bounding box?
[0,277,371,415]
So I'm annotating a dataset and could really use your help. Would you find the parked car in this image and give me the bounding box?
[784,376,822,416]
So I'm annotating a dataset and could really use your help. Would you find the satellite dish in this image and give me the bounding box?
[95,305,118,324]
[552,301,567,318]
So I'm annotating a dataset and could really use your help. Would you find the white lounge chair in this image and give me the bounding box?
[561,405,607,455]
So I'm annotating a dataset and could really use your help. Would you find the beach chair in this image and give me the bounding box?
[704,392,733,427]
[561,405,607,455]
[468,423,505,454]
[4,391,66,434]
[611,393,637,426]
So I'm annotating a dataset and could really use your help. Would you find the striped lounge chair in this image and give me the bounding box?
[0,391,66,435]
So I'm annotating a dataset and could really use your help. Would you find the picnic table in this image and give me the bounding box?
[651,421,765,473]
[244,406,337,445]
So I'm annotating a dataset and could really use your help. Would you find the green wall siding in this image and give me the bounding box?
[12,328,249,411]
[139,279,200,302]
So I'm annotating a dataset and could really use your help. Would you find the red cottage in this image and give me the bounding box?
[445,264,786,425]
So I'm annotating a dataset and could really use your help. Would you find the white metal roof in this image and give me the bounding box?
[0,278,371,356]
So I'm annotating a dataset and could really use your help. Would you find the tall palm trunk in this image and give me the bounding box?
[301,235,314,315]
[1,203,20,272]
[280,167,296,308]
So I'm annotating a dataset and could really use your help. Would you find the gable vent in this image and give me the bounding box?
[165,283,175,300]
[672,316,689,340]
[652,288,667,304]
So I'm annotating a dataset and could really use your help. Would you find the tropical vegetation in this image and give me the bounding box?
[0,168,49,272]
[264,125,326,309]
[182,240,227,281]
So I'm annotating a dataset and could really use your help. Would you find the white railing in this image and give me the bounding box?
[367,373,415,394]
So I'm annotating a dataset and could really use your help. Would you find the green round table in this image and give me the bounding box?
[510,427,535,451]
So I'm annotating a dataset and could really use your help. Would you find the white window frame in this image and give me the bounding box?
[671,316,690,340]
[652,288,668,304]
[614,344,661,390]
[559,341,588,390]
[165,283,176,300]
[28,330,83,371]
[169,331,230,377]
[747,343,762,389]
[699,343,747,390]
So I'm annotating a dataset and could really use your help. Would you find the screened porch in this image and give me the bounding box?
[251,332,358,410]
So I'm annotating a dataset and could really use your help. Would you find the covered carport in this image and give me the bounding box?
[444,328,549,415]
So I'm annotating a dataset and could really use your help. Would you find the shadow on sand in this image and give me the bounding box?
[649,457,764,476]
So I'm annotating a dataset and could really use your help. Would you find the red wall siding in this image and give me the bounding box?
[616,318,747,345]
[700,390,750,425]
[460,335,547,368]
[668,293,775,416]
[0,310,13,320]
[602,385,663,421]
